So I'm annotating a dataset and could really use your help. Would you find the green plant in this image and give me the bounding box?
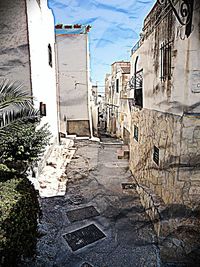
[0,177,40,266]
[0,122,52,177]
[0,79,39,131]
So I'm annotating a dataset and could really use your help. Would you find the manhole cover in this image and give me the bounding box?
[121,183,136,189]
[66,206,100,222]
[63,224,106,251]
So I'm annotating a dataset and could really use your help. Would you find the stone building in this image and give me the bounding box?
[105,73,112,133]
[55,24,92,137]
[105,61,130,139]
[129,0,200,263]
[0,0,59,171]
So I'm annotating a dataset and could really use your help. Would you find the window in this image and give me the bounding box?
[39,102,46,116]
[116,79,119,93]
[153,146,159,165]
[134,125,138,142]
[160,41,172,81]
[48,44,52,67]
[36,0,41,7]
[134,69,143,108]
[132,56,143,108]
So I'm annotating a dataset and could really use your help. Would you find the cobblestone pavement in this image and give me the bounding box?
[23,139,161,267]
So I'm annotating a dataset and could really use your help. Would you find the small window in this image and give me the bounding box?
[116,79,119,93]
[36,0,41,7]
[134,125,138,142]
[39,102,46,116]
[160,41,172,81]
[153,146,159,165]
[48,44,52,67]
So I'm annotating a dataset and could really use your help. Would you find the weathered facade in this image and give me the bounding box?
[55,25,92,137]
[0,0,59,172]
[105,61,130,139]
[129,0,200,263]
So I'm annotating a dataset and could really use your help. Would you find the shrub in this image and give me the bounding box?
[0,177,40,266]
[0,122,51,176]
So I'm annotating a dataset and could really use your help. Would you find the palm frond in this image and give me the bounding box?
[0,108,40,134]
[0,79,34,110]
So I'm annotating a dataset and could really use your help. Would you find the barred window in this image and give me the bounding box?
[160,41,172,81]
[134,125,139,142]
[116,79,119,93]
[153,146,159,165]
[48,44,52,67]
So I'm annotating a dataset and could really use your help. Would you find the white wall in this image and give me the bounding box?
[130,0,200,116]
[0,0,31,90]
[56,33,89,125]
[26,0,58,141]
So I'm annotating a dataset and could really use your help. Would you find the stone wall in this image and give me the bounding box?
[130,108,200,208]
[123,127,130,145]
[130,108,200,263]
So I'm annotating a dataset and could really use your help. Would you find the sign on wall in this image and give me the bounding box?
[191,70,200,93]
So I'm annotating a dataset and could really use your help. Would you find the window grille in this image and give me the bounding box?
[134,125,139,142]
[134,69,143,108]
[116,79,119,93]
[48,44,52,67]
[153,146,159,165]
[160,41,172,81]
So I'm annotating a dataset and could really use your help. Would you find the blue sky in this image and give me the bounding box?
[48,0,155,89]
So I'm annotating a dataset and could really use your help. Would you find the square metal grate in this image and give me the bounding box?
[122,183,136,189]
[66,206,100,222]
[63,224,106,251]
[153,146,159,165]
[81,263,93,267]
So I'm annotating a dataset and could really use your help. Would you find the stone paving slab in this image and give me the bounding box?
[21,139,160,267]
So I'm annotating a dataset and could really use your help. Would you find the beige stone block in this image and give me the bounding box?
[182,127,194,140]
[189,171,200,181]
[183,116,200,128]
[193,126,200,139]
[189,186,200,195]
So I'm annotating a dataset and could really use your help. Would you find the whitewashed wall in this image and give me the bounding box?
[26,0,58,141]
[0,0,31,89]
[56,33,89,123]
[130,0,200,116]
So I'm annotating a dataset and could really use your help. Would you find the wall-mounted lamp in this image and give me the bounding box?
[157,0,194,37]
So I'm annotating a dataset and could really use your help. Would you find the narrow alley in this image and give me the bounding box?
[26,138,160,267]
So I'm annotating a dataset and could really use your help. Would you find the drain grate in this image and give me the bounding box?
[81,263,93,267]
[121,183,136,189]
[70,195,85,205]
[63,224,106,251]
[66,206,100,222]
